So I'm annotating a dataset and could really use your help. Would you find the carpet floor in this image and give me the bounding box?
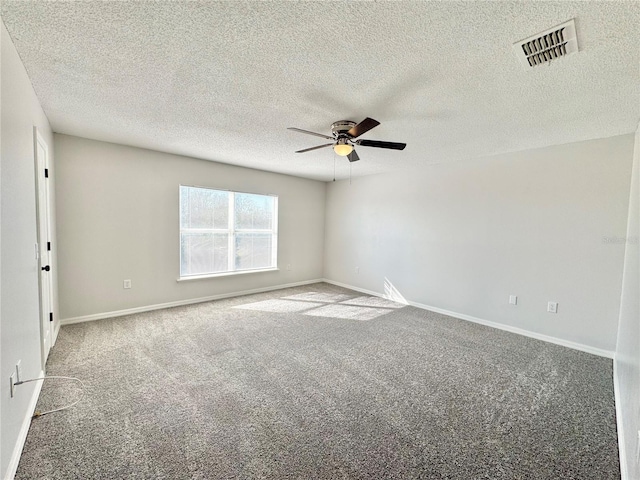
[16,282,620,479]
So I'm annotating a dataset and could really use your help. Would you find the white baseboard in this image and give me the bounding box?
[613,357,630,480]
[60,279,325,325]
[322,279,615,359]
[65,277,615,358]
[4,370,45,480]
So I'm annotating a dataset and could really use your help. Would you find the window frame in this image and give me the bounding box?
[178,185,279,281]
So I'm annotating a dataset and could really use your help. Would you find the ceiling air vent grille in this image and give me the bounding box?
[513,19,578,68]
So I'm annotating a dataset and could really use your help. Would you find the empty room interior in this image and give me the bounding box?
[1,1,639,479]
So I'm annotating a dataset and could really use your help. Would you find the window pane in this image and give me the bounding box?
[235,233,273,270]
[179,186,277,277]
[181,233,229,276]
[180,186,228,229]
[235,193,273,230]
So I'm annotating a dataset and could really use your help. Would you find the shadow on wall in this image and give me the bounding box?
[234,291,405,321]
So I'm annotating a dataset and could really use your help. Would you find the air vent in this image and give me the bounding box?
[513,19,578,68]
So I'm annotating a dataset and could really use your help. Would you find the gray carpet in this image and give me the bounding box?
[17,282,620,479]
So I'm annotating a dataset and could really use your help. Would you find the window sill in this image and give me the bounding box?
[177,267,279,282]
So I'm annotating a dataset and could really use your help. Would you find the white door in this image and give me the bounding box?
[34,128,53,366]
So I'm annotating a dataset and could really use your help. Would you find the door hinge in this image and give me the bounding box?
[47,241,51,251]
[49,312,53,322]
[44,168,49,178]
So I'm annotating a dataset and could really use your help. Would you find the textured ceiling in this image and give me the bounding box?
[2,1,639,181]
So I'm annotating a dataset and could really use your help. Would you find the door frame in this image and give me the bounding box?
[34,127,54,367]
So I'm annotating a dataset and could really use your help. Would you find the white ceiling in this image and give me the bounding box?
[2,1,639,181]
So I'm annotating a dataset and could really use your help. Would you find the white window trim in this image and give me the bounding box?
[179,186,278,279]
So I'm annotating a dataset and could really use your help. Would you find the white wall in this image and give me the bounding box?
[1,21,58,479]
[324,135,635,353]
[54,134,325,320]
[615,125,640,480]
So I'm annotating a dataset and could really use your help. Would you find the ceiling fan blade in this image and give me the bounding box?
[288,127,334,140]
[347,149,360,162]
[357,139,406,150]
[347,117,380,138]
[295,143,334,153]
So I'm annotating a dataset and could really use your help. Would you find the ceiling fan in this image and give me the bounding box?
[287,117,406,162]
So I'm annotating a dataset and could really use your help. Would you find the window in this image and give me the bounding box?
[179,186,278,278]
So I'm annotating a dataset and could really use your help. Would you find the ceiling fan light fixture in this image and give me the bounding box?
[333,138,353,156]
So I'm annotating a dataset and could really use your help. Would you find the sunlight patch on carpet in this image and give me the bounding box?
[340,296,405,309]
[281,292,355,303]
[303,304,391,321]
[233,299,323,313]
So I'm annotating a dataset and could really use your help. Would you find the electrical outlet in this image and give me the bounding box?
[547,302,558,313]
[123,279,132,289]
[9,373,15,398]
[286,264,291,271]
[355,266,360,274]
[15,360,22,383]
[509,295,517,305]
[636,430,640,461]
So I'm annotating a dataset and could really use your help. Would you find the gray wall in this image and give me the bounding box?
[324,135,635,353]
[615,125,640,479]
[1,21,58,479]
[54,134,325,320]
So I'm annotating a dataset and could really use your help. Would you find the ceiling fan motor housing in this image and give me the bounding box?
[331,120,356,137]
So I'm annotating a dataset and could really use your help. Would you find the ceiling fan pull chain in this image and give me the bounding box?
[333,153,336,182]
